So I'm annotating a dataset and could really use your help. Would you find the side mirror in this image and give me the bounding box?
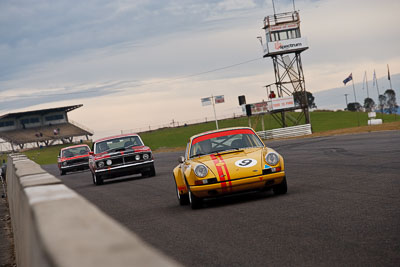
[178,156,185,163]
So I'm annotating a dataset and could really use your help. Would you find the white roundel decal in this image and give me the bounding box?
[235,158,257,168]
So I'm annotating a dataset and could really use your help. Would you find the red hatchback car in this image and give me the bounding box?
[57,144,91,175]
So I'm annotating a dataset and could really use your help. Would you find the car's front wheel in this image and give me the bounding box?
[174,180,189,205]
[273,176,287,195]
[142,165,156,177]
[92,172,104,185]
[188,189,202,209]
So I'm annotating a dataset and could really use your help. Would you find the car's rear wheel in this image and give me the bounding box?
[92,172,103,185]
[188,190,202,209]
[273,176,287,195]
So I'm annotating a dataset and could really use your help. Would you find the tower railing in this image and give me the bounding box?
[263,11,299,28]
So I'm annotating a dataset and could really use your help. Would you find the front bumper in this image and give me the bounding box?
[190,171,285,198]
[94,160,154,179]
[60,162,89,172]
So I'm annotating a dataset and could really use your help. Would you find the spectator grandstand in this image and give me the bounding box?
[0,105,93,150]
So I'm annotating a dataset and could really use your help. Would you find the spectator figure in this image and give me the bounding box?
[40,132,43,137]
[269,91,276,99]
[53,129,58,135]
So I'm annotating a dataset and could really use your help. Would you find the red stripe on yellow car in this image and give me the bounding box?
[178,185,187,191]
[217,155,233,188]
[210,154,228,192]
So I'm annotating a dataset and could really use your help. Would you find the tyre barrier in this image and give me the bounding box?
[6,154,179,267]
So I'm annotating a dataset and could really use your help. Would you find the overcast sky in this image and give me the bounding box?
[1,0,399,138]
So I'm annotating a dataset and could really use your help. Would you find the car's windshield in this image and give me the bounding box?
[189,129,263,158]
[62,146,90,158]
[95,136,143,153]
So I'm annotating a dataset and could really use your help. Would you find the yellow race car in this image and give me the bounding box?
[173,127,287,209]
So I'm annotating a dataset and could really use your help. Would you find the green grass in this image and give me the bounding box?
[1,141,92,165]
[22,144,71,165]
[1,111,398,165]
[140,111,398,150]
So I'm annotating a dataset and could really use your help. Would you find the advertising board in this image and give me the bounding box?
[267,37,308,55]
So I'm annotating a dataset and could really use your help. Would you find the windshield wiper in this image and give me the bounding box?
[214,148,243,155]
[191,152,206,158]
[104,147,125,153]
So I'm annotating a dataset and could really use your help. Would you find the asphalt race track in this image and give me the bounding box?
[43,131,400,266]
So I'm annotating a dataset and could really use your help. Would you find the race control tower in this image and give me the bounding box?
[260,9,311,126]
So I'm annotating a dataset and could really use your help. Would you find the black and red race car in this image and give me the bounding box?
[89,133,155,185]
[57,144,91,175]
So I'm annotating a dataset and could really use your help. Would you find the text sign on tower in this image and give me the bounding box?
[241,96,296,115]
[267,37,308,55]
[271,96,295,110]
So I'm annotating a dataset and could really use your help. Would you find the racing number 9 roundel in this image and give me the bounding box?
[235,159,257,168]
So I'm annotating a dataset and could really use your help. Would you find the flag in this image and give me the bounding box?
[343,73,352,85]
[214,95,225,104]
[201,97,212,106]
[387,64,391,81]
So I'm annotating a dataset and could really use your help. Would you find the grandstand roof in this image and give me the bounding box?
[0,104,83,120]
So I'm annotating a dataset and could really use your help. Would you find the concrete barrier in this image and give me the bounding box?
[6,154,180,267]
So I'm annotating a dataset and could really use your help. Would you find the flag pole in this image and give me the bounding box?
[388,64,396,121]
[351,78,360,127]
[387,64,393,89]
[211,95,219,130]
[374,69,380,96]
[364,71,370,98]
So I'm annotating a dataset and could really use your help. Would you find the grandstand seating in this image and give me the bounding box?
[0,123,92,146]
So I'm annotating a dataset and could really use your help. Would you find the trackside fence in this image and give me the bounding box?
[257,124,312,139]
[6,154,180,267]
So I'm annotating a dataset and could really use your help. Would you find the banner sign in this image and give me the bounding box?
[242,96,296,115]
[267,37,308,55]
[201,97,212,106]
[271,96,295,110]
[214,95,225,104]
[270,23,299,32]
[241,101,271,115]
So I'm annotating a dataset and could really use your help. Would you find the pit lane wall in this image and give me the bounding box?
[6,154,179,267]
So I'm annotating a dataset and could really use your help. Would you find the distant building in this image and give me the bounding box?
[0,104,93,151]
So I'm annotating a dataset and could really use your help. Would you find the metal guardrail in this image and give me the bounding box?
[257,124,312,140]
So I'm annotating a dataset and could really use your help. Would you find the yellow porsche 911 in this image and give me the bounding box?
[173,127,287,209]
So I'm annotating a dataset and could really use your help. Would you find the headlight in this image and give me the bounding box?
[194,164,208,178]
[135,154,141,160]
[265,152,280,166]
[62,161,67,166]
[106,159,112,166]
[143,153,149,160]
[98,161,105,168]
